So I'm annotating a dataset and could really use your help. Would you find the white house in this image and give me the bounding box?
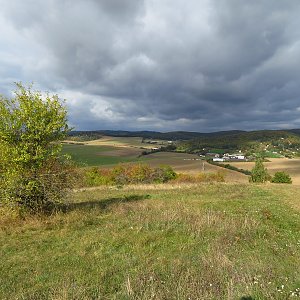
[236,155,245,160]
[228,154,245,160]
[213,158,225,162]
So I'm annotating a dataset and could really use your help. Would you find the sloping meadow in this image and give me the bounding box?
[0,184,299,299]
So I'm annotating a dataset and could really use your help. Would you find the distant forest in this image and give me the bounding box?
[69,128,300,140]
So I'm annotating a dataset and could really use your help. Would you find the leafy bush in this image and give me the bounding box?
[271,171,292,184]
[0,157,76,214]
[0,84,71,213]
[111,164,151,184]
[152,165,178,183]
[249,158,270,183]
[84,167,114,186]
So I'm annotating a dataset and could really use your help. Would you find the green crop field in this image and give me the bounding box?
[62,144,144,166]
[1,183,299,299]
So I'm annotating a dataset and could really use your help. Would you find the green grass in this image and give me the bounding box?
[262,151,284,158]
[62,144,143,166]
[1,184,300,299]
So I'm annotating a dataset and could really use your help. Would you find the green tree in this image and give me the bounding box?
[249,158,269,183]
[0,83,72,212]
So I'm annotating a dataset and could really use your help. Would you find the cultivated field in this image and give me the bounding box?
[65,135,166,149]
[1,184,299,299]
[226,158,300,185]
[61,144,145,166]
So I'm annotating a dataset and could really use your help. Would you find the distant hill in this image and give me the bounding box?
[69,128,300,141]
[177,130,300,155]
[68,129,246,141]
[69,129,300,156]
[287,129,300,136]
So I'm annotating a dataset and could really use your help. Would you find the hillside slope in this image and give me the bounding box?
[1,184,299,299]
[178,130,300,154]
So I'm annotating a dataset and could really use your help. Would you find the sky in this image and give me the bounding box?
[1,0,300,132]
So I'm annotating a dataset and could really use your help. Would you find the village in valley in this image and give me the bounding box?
[207,152,246,162]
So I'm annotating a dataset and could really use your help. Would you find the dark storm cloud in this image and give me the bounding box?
[1,0,300,131]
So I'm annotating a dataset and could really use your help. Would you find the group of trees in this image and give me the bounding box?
[250,158,292,184]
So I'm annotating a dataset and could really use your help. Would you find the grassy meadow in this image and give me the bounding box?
[1,183,299,299]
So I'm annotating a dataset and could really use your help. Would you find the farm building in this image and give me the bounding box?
[224,154,246,160]
[206,153,220,158]
[213,157,225,162]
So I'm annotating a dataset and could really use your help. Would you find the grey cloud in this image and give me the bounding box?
[1,0,300,131]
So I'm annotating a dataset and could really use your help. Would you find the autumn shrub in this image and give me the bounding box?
[84,167,114,186]
[151,165,178,183]
[83,164,178,186]
[112,164,153,184]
